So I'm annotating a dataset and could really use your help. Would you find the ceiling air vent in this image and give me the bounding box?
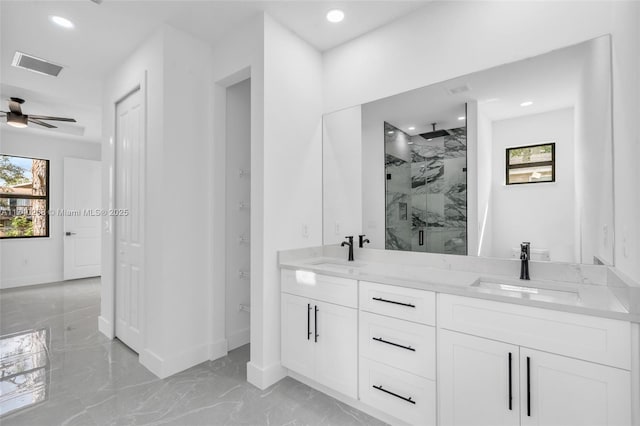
[446,83,471,95]
[12,52,63,77]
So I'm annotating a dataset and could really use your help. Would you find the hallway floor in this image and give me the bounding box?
[0,278,384,425]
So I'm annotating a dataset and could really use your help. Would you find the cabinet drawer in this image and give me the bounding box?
[359,357,436,426]
[359,281,435,325]
[438,294,631,369]
[359,311,435,380]
[281,269,357,308]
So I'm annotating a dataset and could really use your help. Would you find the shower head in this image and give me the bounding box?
[419,123,450,140]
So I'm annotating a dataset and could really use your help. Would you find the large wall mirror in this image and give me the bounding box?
[322,35,614,265]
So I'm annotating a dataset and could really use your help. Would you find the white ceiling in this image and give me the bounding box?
[365,38,591,136]
[0,0,431,142]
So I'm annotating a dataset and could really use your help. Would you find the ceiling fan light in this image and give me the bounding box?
[7,112,28,128]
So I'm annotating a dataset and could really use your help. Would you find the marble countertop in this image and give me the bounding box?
[279,256,639,323]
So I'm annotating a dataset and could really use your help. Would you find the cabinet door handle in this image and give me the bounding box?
[508,352,513,410]
[372,297,416,308]
[314,305,319,342]
[419,230,424,246]
[372,385,415,405]
[372,337,415,352]
[307,304,311,340]
[527,356,531,417]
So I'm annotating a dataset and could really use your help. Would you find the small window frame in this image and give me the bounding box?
[0,154,50,239]
[505,142,555,186]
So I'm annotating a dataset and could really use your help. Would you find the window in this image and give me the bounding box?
[0,155,49,238]
[506,143,555,185]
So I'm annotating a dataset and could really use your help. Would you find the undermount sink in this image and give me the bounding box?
[307,259,366,269]
[471,279,580,304]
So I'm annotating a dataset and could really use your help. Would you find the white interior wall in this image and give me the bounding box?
[256,14,323,388]
[210,14,266,387]
[491,108,575,262]
[0,130,101,288]
[574,35,614,265]
[322,105,362,245]
[101,25,214,378]
[476,106,493,257]
[100,26,164,350]
[361,107,386,249]
[465,101,478,256]
[610,2,640,277]
[225,78,251,351]
[322,0,640,281]
[158,25,212,375]
[210,13,323,390]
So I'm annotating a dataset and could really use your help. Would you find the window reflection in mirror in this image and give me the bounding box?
[506,143,555,185]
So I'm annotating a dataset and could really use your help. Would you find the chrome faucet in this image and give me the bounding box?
[520,242,530,280]
[358,234,370,248]
[341,236,354,261]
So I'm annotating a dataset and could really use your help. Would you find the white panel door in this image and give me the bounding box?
[438,330,520,426]
[115,88,144,353]
[521,348,631,426]
[281,293,314,379]
[63,157,101,280]
[314,300,358,399]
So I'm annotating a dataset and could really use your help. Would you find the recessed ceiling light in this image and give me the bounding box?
[458,116,466,121]
[408,126,415,131]
[520,101,533,107]
[50,16,74,29]
[326,9,345,23]
[387,130,394,135]
[408,142,414,145]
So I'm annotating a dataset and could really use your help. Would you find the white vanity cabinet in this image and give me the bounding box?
[358,281,437,426]
[437,294,632,426]
[280,270,358,398]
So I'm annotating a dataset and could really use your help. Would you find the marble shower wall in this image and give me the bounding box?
[386,124,467,255]
[385,123,412,250]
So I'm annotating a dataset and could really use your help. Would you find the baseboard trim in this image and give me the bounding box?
[209,338,228,361]
[247,361,287,390]
[98,316,114,339]
[227,328,249,351]
[288,371,404,426]
[139,349,164,377]
[139,342,211,379]
[0,273,61,289]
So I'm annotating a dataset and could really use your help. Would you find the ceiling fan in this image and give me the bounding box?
[0,97,76,129]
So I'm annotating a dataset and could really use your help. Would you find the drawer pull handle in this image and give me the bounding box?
[372,385,415,405]
[508,352,512,410]
[372,337,415,352]
[372,297,416,308]
[527,356,531,416]
[307,304,311,340]
[314,305,319,342]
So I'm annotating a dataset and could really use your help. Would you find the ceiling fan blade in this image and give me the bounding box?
[8,100,22,115]
[28,115,76,122]
[29,118,57,129]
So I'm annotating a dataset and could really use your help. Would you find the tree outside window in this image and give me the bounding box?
[0,155,49,238]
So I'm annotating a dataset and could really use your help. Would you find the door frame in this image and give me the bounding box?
[98,71,147,350]
[63,157,102,280]
[210,67,251,360]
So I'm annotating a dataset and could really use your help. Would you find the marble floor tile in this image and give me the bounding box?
[1,279,386,426]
